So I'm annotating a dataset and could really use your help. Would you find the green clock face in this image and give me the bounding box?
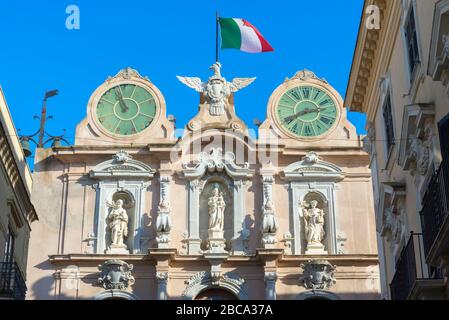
[276,86,338,138]
[96,84,157,136]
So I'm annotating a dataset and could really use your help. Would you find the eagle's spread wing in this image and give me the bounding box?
[176,76,204,92]
[229,77,256,92]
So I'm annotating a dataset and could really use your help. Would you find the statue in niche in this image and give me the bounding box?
[208,184,226,231]
[301,200,325,246]
[107,199,129,247]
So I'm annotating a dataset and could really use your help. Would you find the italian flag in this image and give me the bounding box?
[219,17,274,53]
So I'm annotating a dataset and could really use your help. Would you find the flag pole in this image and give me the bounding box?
[216,11,219,62]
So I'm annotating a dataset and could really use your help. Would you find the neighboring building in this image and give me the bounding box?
[346,0,449,299]
[27,65,379,300]
[0,87,38,300]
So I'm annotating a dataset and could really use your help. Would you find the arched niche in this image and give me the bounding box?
[93,290,139,300]
[180,147,253,255]
[195,288,238,300]
[182,271,248,300]
[103,190,136,253]
[90,151,155,254]
[301,191,330,253]
[281,152,343,255]
[296,290,340,301]
[199,176,234,252]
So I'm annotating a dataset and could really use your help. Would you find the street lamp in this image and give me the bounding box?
[19,90,69,157]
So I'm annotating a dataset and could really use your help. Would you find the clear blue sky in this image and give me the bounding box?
[0,0,366,163]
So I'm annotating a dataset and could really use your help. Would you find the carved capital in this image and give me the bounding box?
[156,272,169,282]
[264,272,277,282]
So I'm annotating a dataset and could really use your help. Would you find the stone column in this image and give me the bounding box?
[187,180,202,254]
[55,265,80,299]
[148,249,176,300]
[264,272,277,300]
[156,272,169,300]
[258,249,282,301]
[231,179,248,255]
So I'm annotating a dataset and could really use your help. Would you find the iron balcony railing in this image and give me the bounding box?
[420,150,449,258]
[0,262,27,300]
[389,233,442,300]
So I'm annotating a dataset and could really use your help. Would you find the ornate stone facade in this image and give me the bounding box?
[346,0,449,300]
[0,89,38,300]
[26,66,379,300]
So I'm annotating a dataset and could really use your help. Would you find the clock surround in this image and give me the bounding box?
[268,74,342,142]
[86,69,166,142]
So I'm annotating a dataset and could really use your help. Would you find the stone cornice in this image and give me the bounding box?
[48,252,378,268]
[345,0,399,118]
[0,124,38,226]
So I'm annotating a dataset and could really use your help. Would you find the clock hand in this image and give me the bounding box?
[284,107,319,123]
[114,88,128,113]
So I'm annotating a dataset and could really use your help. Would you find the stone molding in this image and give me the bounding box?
[182,271,248,300]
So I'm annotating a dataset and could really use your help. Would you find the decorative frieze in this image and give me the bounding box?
[349,0,387,112]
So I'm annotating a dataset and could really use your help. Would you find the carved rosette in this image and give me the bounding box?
[97,259,135,290]
[299,260,336,290]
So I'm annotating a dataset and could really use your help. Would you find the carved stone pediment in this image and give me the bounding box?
[180,147,254,180]
[90,151,156,179]
[182,271,248,300]
[284,69,328,84]
[398,104,434,176]
[281,151,344,182]
[107,67,150,82]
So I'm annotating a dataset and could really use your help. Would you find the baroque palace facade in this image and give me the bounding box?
[0,87,38,300]
[346,0,449,299]
[27,64,380,300]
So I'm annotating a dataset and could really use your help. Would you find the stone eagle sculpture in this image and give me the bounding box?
[177,62,256,116]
